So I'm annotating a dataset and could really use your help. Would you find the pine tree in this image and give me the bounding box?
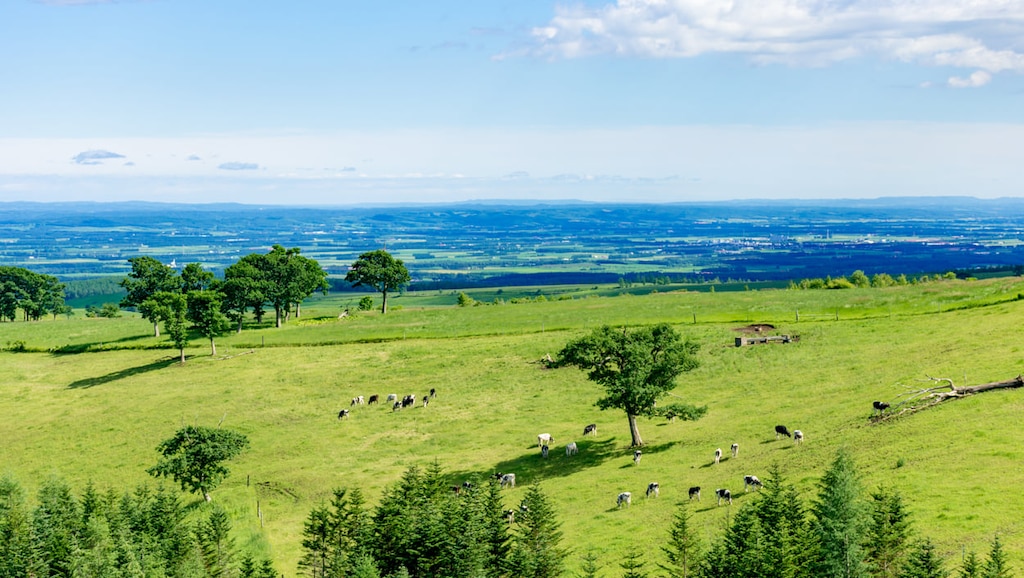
[981,536,1012,578]
[350,554,382,578]
[809,449,869,578]
[0,476,38,578]
[32,477,84,578]
[958,551,981,578]
[660,504,701,578]
[577,549,604,578]
[866,486,913,578]
[197,504,235,578]
[620,550,649,578]
[509,484,567,578]
[753,464,807,578]
[482,479,512,578]
[900,539,948,578]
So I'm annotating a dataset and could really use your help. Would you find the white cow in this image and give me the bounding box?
[537,433,553,447]
[794,430,805,444]
[500,473,516,489]
[565,441,578,456]
[617,492,632,508]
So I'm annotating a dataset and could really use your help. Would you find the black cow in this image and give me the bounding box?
[873,400,890,414]
[775,425,792,439]
[688,486,701,501]
[430,388,437,398]
[368,394,379,405]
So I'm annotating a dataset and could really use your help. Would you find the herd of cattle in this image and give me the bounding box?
[337,390,806,513]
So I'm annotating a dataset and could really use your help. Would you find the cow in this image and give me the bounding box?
[430,388,437,398]
[617,492,632,508]
[392,401,402,412]
[688,486,702,502]
[541,444,549,458]
[633,449,642,466]
[715,488,732,506]
[351,396,363,406]
[337,409,349,419]
[794,430,804,444]
[422,396,429,408]
[462,481,473,492]
[367,394,379,405]
[386,394,398,403]
[714,448,723,464]
[744,475,762,492]
[500,473,516,489]
[731,443,739,458]
[873,400,890,414]
[565,441,578,456]
[537,433,553,447]
[503,509,516,524]
[646,482,660,498]
[775,425,792,439]
[583,423,597,436]
[402,394,416,408]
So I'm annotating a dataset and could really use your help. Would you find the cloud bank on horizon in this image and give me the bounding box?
[2,0,1022,205]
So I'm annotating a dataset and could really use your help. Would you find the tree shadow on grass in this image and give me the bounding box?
[49,334,160,354]
[67,356,183,389]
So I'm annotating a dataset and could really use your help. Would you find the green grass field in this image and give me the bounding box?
[2,277,1024,575]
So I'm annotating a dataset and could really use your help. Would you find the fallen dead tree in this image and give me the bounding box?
[871,374,1023,423]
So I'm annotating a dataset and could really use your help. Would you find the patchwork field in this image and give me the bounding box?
[2,277,1024,574]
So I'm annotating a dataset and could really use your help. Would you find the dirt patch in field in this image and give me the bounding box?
[735,323,776,333]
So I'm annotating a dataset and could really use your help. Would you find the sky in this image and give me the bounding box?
[1,0,1023,206]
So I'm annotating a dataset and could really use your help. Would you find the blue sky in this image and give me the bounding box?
[2,0,1023,205]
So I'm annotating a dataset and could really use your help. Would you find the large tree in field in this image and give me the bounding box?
[120,256,180,336]
[557,323,703,447]
[345,249,410,315]
[263,245,329,327]
[220,255,270,331]
[187,290,230,356]
[144,291,189,363]
[148,426,249,503]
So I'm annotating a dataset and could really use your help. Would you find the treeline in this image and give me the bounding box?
[298,464,564,578]
[0,266,66,321]
[656,450,1011,578]
[0,476,278,578]
[791,270,959,290]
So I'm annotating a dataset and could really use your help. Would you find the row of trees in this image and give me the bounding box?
[299,464,564,578]
[653,451,1012,578]
[0,266,66,322]
[0,476,277,578]
[792,270,958,290]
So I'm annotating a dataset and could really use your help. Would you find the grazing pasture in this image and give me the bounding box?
[1,278,1024,573]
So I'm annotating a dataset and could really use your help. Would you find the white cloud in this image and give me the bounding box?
[528,0,1024,76]
[218,162,260,171]
[72,149,125,165]
[948,70,993,88]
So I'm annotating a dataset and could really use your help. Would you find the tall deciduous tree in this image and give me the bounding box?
[180,262,215,292]
[262,245,329,327]
[220,256,270,331]
[144,291,189,363]
[120,256,180,336]
[187,290,229,356]
[345,249,410,315]
[147,426,249,502]
[557,323,703,447]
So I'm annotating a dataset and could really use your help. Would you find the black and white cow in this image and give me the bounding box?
[731,443,739,458]
[714,448,722,464]
[402,394,416,408]
[688,486,702,501]
[633,449,642,466]
[392,401,402,412]
[583,423,597,436]
[617,492,632,508]
[715,488,732,506]
[430,388,437,398]
[744,475,762,492]
[541,444,549,458]
[872,400,890,414]
[351,396,363,406]
[794,430,804,444]
[500,473,516,489]
[337,409,350,419]
[646,482,660,498]
[775,425,792,439]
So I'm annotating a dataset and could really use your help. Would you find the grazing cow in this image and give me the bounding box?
[422,396,429,408]
[500,473,516,489]
[430,388,437,398]
[493,472,504,480]
[731,443,739,458]
[715,488,732,506]
[617,492,632,508]
[367,394,379,405]
[402,394,416,408]
[872,400,890,414]
[503,509,515,524]
[565,441,578,456]
[462,481,473,491]
[633,449,642,466]
[337,409,349,419]
[386,394,398,403]
[541,444,549,458]
[793,430,804,444]
[392,401,402,412]
[583,423,597,436]
[775,425,792,439]
[744,475,762,492]
[688,486,702,502]
[537,433,553,447]
[350,396,360,406]
[714,448,722,464]
[646,482,660,498]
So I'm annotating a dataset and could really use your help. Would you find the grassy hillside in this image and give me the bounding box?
[2,277,1024,575]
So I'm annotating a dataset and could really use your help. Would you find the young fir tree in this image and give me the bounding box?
[482,478,513,578]
[809,449,870,578]
[866,486,914,578]
[981,536,1012,578]
[753,464,808,578]
[958,551,981,578]
[900,539,948,578]
[660,504,701,578]
[509,484,567,578]
[197,504,235,578]
[577,549,604,578]
[0,476,37,578]
[31,477,84,578]
[619,550,649,578]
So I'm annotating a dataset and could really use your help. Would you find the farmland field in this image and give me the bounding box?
[2,277,1024,574]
